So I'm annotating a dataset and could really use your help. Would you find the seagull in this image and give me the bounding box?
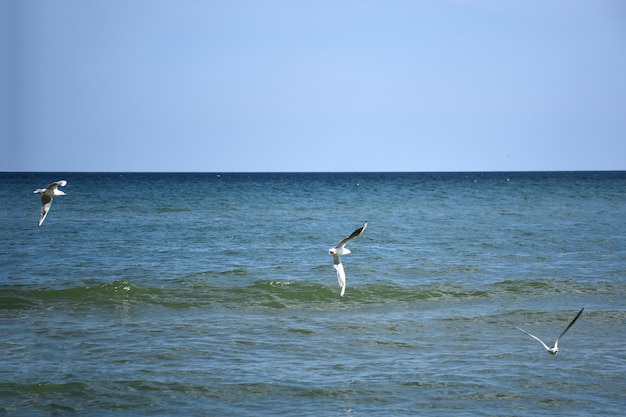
[33,180,67,226]
[514,307,584,354]
[329,221,367,297]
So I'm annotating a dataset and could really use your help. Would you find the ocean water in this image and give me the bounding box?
[1,171,625,416]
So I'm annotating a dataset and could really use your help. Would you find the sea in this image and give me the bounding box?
[1,171,624,416]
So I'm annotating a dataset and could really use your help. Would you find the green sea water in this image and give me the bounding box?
[1,172,625,416]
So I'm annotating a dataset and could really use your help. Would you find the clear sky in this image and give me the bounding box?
[1,0,625,172]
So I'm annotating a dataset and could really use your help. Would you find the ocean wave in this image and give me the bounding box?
[1,276,621,313]
[0,279,504,311]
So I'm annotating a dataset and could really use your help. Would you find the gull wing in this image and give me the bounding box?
[46,180,67,191]
[555,307,584,349]
[515,326,552,352]
[334,263,346,297]
[39,195,53,226]
[336,221,367,248]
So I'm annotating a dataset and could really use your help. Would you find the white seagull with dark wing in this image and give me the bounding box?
[33,180,67,226]
[329,221,367,297]
[514,307,584,354]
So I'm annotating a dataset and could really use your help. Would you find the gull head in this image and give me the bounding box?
[330,247,351,256]
[548,347,558,355]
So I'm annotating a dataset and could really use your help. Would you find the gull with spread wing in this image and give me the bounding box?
[34,180,67,226]
[329,221,367,297]
[514,307,584,354]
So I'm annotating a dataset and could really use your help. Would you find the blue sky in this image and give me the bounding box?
[1,0,625,172]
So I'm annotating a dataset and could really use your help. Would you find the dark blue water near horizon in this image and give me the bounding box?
[1,171,625,416]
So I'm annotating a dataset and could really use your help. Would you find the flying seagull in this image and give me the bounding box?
[329,221,367,297]
[514,307,584,354]
[33,180,67,226]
